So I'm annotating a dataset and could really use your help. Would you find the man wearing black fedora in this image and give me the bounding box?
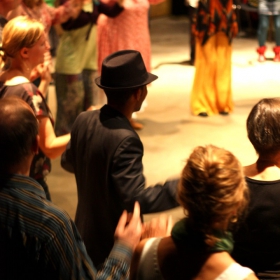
[61,50,179,268]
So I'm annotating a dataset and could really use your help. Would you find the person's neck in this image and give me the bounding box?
[244,153,280,180]
[0,66,31,84]
[8,164,31,177]
[107,103,134,121]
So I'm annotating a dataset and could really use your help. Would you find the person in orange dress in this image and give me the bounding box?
[190,0,238,117]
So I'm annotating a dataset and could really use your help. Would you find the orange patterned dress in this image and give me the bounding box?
[190,0,238,116]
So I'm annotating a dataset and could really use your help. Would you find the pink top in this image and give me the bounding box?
[97,0,164,73]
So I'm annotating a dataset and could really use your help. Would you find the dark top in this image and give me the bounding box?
[232,177,280,277]
[195,0,238,45]
[61,105,179,266]
[60,0,124,30]
[0,82,52,181]
[0,174,132,280]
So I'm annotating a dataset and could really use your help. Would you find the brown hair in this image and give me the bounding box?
[178,145,248,244]
[247,98,280,155]
[0,96,38,174]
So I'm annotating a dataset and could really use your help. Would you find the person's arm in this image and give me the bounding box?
[38,116,70,159]
[245,274,259,280]
[98,0,124,18]
[111,136,179,214]
[46,203,141,279]
[61,0,124,30]
[97,202,142,279]
[61,135,75,173]
[46,1,76,25]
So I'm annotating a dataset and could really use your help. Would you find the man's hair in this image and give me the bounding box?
[178,145,248,245]
[0,96,38,173]
[247,98,280,155]
[104,86,145,106]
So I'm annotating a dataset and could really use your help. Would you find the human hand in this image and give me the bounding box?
[141,214,173,239]
[114,202,142,250]
[37,63,52,84]
[30,67,40,82]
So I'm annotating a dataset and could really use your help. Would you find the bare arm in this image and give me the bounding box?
[38,117,70,159]
[246,273,259,280]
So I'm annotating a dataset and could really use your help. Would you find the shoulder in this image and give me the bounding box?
[0,83,33,104]
[216,262,256,280]
[40,201,76,240]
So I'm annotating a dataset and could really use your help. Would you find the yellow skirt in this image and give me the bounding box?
[190,32,233,116]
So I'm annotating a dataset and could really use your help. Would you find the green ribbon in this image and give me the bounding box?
[171,218,234,253]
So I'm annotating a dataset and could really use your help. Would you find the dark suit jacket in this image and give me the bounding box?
[61,105,179,267]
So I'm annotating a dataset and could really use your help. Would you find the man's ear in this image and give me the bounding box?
[134,88,142,101]
[20,47,29,59]
[32,135,40,155]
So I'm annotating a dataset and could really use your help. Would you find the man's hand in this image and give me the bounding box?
[141,214,173,239]
[114,202,142,250]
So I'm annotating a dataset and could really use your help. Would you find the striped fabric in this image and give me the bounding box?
[0,174,131,280]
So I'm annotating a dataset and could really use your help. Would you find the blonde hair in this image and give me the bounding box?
[0,16,44,69]
[178,145,248,245]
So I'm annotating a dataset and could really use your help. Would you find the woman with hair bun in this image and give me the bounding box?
[0,16,70,201]
[130,145,257,280]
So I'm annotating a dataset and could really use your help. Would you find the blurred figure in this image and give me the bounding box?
[185,0,198,65]
[0,96,142,279]
[8,0,77,94]
[0,0,22,43]
[130,145,258,280]
[232,98,280,279]
[0,16,70,200]
[190,0,238,117]
[54,0,124,136]
[256,0,280,62]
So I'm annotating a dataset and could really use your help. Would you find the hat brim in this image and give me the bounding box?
[95,73,158,91]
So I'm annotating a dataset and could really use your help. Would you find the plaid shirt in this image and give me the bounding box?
[0,174,132,280]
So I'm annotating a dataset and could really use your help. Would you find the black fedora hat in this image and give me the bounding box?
[95,50,158,90]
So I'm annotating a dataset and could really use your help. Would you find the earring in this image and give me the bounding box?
[230,215,238,223]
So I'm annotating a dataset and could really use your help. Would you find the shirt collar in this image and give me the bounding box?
[0,174,46,198]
